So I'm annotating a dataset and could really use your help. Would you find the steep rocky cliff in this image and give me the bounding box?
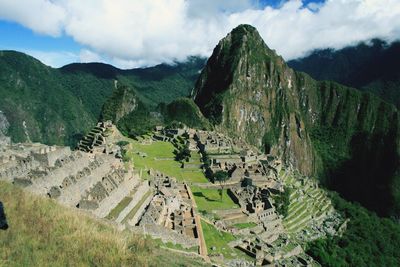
[193,25,317,175]
[193,25,400,216]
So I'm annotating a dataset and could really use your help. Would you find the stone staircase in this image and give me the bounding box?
[78,121,112,153]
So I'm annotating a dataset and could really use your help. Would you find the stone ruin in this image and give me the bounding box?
[152,126,186,142]
[0,138,140,220]
[195,130,233,154]
[137,172,200,249]
[0,143,71,183]
[228,185,283,240]
[78,121,115,154]
[78,167,127,209]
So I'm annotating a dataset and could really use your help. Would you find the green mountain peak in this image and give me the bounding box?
[193,24,400,216]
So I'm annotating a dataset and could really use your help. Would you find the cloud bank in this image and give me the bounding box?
[1,0,400,68]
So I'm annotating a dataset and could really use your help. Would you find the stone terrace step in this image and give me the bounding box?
[57,157,116,207]
[116,182,150,223]
[94,176,140,218]
[285,203,309,222]
[27,154,92,195]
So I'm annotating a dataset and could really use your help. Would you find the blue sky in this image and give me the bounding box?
[0,0,398,68]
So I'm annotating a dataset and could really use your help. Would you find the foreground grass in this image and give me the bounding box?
[127,140,208,183]
[0,181,205,266]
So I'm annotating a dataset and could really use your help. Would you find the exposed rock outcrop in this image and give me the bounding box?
[0,111,11,146]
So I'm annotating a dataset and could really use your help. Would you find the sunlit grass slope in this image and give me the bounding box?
[0,181,205,266]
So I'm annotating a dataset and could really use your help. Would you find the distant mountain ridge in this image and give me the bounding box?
[288,39,400,107]
[0,50,205,146]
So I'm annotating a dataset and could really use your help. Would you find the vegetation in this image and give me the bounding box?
[0,51,205,146]
[288,39,400,108]
[0,51,101,146]
[161,98,211,129]
[191,186,238,213]
[100,85,138,123]
[0,181,204,266]
[306,192,400,267]
[233,222,257,229]
[200,220,236,258]
[117,101,160,138]
[273,187,291,217]
[126,140,208,184]
[213,170,230,202]
[106,196,132,220]
[174,143,191,162]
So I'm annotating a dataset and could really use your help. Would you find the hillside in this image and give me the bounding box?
[0,181,205,266]
[0,51,99,146]
[288,40,400,108]
[193,25,400,217]
[61,56,205,107]
[0,51,205,146]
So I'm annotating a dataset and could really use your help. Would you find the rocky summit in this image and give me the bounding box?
[193,24,400,216]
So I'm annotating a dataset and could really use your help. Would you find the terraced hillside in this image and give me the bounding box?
[282,171,339,241]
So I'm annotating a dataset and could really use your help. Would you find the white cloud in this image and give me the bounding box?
[1,0,400,67]
[0,0,66,36]
[79,49,102,63]
[18,49,79,67]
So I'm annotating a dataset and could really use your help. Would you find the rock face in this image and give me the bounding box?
[0,111,11,146]
[101,85,139,124]
[193,24,400,216]
[193,25,316,175]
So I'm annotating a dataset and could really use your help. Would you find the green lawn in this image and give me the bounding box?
[233,222,257,229]
[201,220,236,258]
[127,140,208,184]
[191,187,239,213]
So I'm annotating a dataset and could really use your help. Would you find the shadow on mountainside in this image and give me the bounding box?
[327,129,399,217]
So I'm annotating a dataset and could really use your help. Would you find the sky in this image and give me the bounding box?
[0,0,399,69]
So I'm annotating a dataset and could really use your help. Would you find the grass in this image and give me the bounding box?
[233,222,257,229]
[0,181,206,266]
[201,220,236,258]
[106,196,133,220]
[191,187,239,213]
[127,140,208,184]
[153,238,199,253]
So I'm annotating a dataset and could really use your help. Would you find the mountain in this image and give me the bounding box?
[100,84,210,137]
[0,51,101,146]
[193,24,400,217]
[288,39,400,108]
[0,51,205,146]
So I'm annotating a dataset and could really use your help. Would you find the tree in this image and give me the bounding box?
[213,170,229,202]
[175,144,191,162]
[274,187,291,217]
